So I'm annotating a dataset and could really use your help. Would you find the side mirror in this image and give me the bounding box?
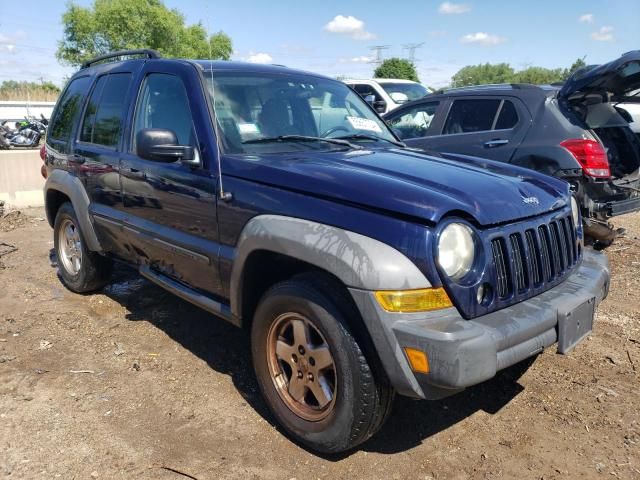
[136,128,198,165]
[390,92,409,104]
[364,94,376,106]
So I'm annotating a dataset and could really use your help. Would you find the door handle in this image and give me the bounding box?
[123,167,145,180]
[484,139,509,148]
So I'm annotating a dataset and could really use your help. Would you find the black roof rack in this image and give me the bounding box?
[80,49,161,69]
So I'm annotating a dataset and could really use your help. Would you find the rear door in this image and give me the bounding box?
[119,62,222,297]
[404,96,530,163]
[73,67,139,259]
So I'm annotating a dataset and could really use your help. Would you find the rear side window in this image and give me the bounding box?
[80,73,132,148]
[495,100,519,129]
[48,76,91,142]
[443,99,501,134]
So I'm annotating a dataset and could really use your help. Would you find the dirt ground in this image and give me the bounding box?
[0,208,638,480]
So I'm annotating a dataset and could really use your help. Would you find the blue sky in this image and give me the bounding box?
[0,0,638,88]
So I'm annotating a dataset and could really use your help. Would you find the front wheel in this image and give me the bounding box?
[251,275,394,453]
[53,202,112,293]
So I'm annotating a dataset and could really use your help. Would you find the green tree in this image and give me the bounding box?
[451,63,515,87]
[513,66,565,84]
[561,57,587,80]
[374,58,420,82]
[57,0,232,67]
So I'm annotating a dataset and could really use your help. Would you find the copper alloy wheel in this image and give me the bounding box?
[266,312,337,422]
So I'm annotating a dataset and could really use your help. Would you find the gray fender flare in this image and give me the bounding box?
[44,170,102,252]
[230,215,431,318]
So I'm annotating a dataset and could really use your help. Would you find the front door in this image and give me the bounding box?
[120,64,222,297]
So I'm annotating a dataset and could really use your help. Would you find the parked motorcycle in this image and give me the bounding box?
[0,117,46,148]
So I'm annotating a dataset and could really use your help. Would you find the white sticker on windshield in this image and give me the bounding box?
[238,123,261,135]
[346,116,382,133]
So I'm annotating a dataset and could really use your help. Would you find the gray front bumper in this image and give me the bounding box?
[349,249,610,400]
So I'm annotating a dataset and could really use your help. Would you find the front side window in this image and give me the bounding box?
[443,99,501,135]
[132,73,196,149]
[80,73,132,148]
[205,72,396,154]
[352,84,383,102]
[387,102,440,139]
[48,76,91,142]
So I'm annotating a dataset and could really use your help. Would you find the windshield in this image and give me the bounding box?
[379,82,429,101]
[204,71,397,154]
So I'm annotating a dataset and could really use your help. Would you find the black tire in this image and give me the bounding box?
[53,202,112,293]
[251,274,394,453]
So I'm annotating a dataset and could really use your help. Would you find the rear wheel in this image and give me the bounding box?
[251,275,394,453]
[54,202,112,293]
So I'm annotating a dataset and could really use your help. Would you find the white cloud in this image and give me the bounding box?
[324,15,375,40]
[460,32,506,46]
[578,13,594,23]
[245,52,273,64]
[591,26,614,41]
[339,55,374,64]
[438,2,471,14]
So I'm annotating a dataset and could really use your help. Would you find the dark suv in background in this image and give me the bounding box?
[384,51,640,247]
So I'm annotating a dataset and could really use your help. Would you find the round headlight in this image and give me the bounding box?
[571,196,580,228]
[438,223,475,280]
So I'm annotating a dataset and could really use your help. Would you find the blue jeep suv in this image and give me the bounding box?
[43,50,610,453]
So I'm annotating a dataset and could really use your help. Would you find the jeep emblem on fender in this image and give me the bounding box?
[522,196,540,205]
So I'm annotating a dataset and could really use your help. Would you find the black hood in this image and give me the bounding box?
[559,50,640,99]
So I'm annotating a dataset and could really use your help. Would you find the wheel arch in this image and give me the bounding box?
[44,169,102,252]
[230,215,432,325]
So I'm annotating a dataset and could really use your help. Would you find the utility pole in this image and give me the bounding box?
[368,45,390,65]
[402,42,425,63]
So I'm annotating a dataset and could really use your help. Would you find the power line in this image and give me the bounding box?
[402,42,425,63]
[368,45,390,65]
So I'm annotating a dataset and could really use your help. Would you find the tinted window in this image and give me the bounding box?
[352,84,383,102]
[80,73,132,147]
[443,99,501,135]
[132,73,195,149]
[495,100,518,129]
[387,102,439,139]
[80,76,107,143]
[48,76,91,141]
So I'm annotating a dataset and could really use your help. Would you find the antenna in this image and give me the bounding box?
[205,1,232,201]
[368,45,390,65]
[402,42,425,63]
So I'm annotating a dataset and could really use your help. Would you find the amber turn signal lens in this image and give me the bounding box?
[374,288,452,313]
[404,347,430,374]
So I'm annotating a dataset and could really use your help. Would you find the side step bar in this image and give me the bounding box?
[139,265,237,325]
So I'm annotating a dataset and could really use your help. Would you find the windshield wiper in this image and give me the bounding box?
[333,134,406,148]
[243,135,362,150]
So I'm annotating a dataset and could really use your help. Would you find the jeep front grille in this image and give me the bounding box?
[491,215,579,300]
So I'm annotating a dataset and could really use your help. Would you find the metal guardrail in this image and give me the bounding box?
[0,101,56,123]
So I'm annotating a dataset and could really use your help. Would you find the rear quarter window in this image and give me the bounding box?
[48,76,92,147]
